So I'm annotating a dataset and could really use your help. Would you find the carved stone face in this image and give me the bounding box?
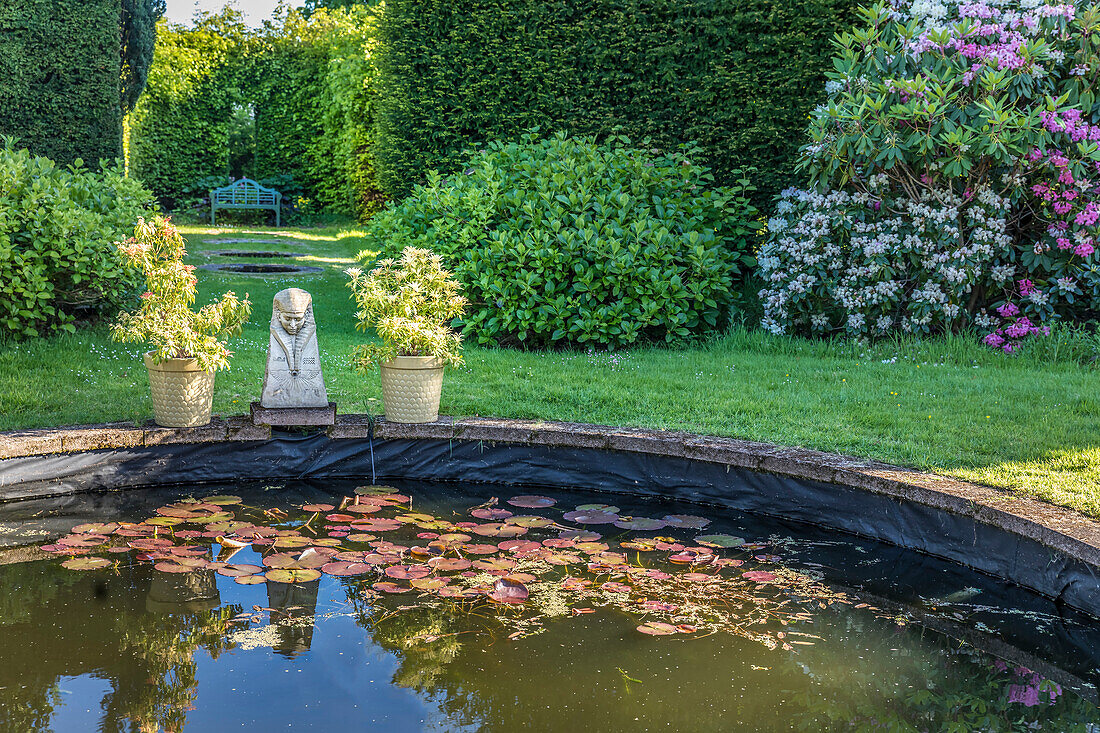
[278,310,306,335]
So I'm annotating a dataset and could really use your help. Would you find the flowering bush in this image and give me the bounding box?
[760,0,1100,350]
[111,217,252,371]
[346,247,467,369]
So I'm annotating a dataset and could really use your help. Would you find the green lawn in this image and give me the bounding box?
[2,225,1098,517]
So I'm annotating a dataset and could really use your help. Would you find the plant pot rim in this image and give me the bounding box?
[143,351,205,371]
[381,355,444,370]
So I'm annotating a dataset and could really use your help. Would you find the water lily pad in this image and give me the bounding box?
[58,534,109,548]
[346,504,381,514]
[61,557,111,571]
[472,558,515,571]
[71,522,120,535]
[661,514,711,530]
[461,543,499,555]
[345,533,379,543]
[498,540,542,553]
[506,516,555,528]
[355,485,399,496]
[273,536,312,549]
[574,541,610,554]
[146,517,184,527]
[234,575,266,585]
[613,517,668,531]
[637,621,678,636]
[470,507,512,520]
[542,551,582,565]
[350,519,402,532]
[128,538,174,551]
[507,495,556,509]
[169,545,209,558]
[203,495,242,505]
[694,534,745,548]
[436,533,472,545]
[410,577,450,591]
[742,571,777,582]
[470,522,527,538]
[682,573,717,582]
[601,581,631,593]
[262,553,301,569]
[302,504,335,512]
[562,510,618,524]
[488,576,529,604]
[265,568,321,583]
[321,561,373,576]
[385,564,431,580]
[155,560,199,573]
[216,564,263,578]
[641,600,679,612]
[576,503,619,513]
[428,557,472,572]
[372,581,411,594]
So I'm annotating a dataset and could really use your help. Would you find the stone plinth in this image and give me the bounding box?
[250,401,336,426]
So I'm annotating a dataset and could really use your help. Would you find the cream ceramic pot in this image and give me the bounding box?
[143,352,215,428]
[379,355,444,423]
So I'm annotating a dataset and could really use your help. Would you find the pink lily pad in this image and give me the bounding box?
[321,562,373,576]
[661,514,711,530]
[506,495,556,509]
[385,564,431,580]
[61,557,111,571]
[487,576,529,604]
[471,507,513,520]
[637,621,678,636]
[428,557,472,572]
[562,510,618,524]
[742,570,777,582]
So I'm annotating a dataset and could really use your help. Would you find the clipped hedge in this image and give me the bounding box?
[127,13,247,208]
[0,142,155,338]
[366,132,760,348]
[129,7,381,218]
[0,0,123,168]
[374,0,856,201]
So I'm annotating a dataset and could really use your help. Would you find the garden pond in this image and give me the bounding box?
[0,479,1098,731]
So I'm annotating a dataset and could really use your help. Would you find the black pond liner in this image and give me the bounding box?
[209,250,305,258]
[198,263,323,275]
[3,437,1100,697]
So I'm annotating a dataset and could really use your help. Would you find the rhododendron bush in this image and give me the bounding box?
[759,0,1100,351]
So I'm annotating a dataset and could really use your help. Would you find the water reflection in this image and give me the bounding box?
[0,479,1097,732]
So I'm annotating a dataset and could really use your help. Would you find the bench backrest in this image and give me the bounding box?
[211,178,281,206]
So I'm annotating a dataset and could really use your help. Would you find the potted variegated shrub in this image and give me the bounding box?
[346,247,466,423]
[112,217,252,427]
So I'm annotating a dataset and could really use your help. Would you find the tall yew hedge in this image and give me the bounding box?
[374,0,858,202]
[127,13,248,208]
[0,0,124,168]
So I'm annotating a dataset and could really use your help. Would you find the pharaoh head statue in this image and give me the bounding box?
[272,288,313,336]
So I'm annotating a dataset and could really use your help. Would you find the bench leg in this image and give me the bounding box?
[275,206,280,228]
[211,204,215,227]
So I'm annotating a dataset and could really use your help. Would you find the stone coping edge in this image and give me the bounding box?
[3,414,1099,569]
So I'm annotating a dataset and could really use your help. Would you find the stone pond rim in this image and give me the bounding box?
[1,415,1098,614]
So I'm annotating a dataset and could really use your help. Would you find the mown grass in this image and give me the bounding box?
[1,224,1098,517]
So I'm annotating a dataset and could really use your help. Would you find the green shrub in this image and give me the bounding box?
[0,142,155,338]
[365,132,760,349]
[0,0,124,168]
[373,0,857,202]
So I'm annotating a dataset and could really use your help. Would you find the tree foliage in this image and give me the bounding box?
[120,0,167,114]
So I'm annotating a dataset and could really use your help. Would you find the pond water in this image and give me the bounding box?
[0,479,1098,732]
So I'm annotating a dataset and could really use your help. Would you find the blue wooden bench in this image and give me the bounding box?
[210,178,282,226]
